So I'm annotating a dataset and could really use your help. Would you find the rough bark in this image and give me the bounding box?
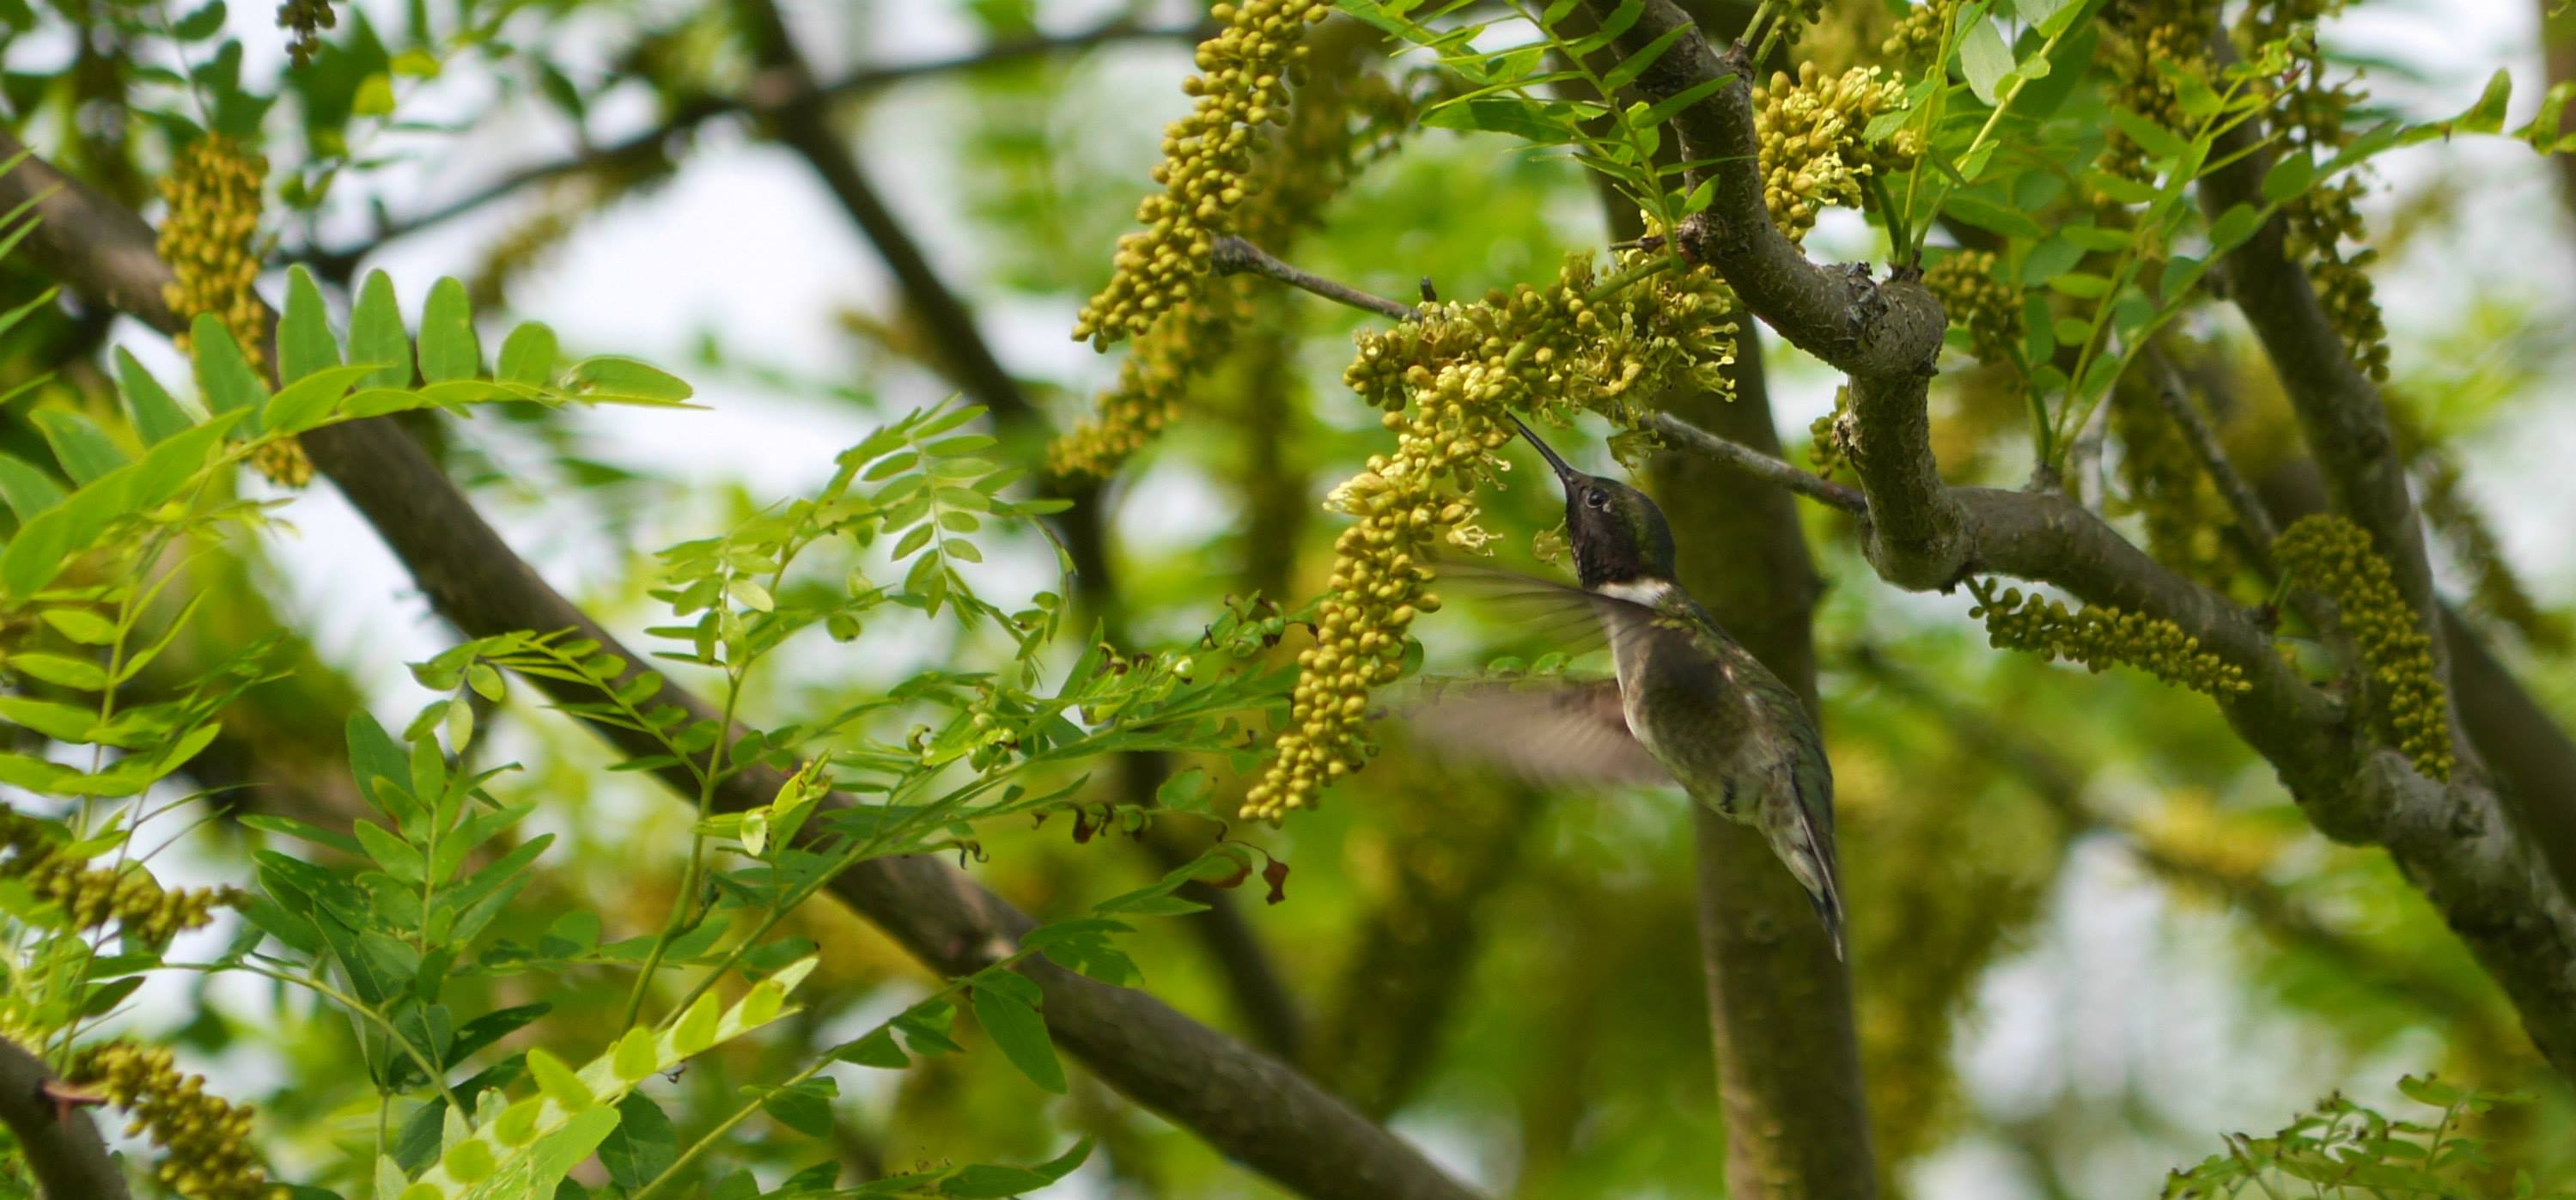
[0,134,1483,1200]
[0,1037,130,1200]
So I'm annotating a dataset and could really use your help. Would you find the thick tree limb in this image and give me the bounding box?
[0,1037,130,1200]
[0,135,1481,1200]
[1654,321,1879,1199]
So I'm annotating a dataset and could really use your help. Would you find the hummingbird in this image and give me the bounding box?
[1412,415,1848,959]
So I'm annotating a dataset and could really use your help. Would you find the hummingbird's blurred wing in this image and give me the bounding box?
[1400,675,1675,789]
[1436,560,1671,658]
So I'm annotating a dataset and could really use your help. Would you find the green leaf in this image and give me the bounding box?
[172,1,225,40]
[1940,192,2044,239]
[263,363,381,434]
[564,356,691,403]
[0,696,102,741]
[971,981,1064,1093]
[1421,97,1584,143]
[39,608,115,645]
[0,454,64,521]
[610,1028,658,1082]
[2260,153,2316,204]
[350,271,415,393]
[238,813,367,857]
[598,1093,674,1191]
[758,1077,837,1137]
[114,349,196,445]
[9,653,107,691]
[2454,70,2512,137]
[2104,106,2187,162]
[526,1047,594,1112]
[418,278,482,384]
[355,72,396,117]
[280,265,342,384]
[29,410,126,485]
[496,323,557,387]
[2012,0,2064,26]
[191,313,270,420]
[1958,15,2013,106]
[2208,202,2263,253]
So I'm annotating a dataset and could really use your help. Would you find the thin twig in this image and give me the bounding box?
[2144,347,2279,559]
[1648,411,1866,513]
[1212,235,1419,321]
[295,19,1211,276]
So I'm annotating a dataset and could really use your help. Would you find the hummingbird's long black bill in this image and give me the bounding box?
[1507,413,1580,484]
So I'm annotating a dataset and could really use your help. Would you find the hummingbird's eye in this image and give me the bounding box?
[1583,488,1609,510]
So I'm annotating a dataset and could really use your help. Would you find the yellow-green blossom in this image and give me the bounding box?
[1970,581,2250,697]
[1072,0,1330,350]
[2274,515,2452,779]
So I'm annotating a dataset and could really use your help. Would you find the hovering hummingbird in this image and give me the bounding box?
[1413,416,1848,959]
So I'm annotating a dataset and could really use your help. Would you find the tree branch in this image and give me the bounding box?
[1212,235,1419,321]
[296,18,1210,277]
[0,134,1482,1200]
[0,1036,130,1200]
[1528,5,2576,1074]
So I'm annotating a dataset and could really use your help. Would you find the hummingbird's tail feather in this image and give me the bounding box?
[1772,794,1848,962]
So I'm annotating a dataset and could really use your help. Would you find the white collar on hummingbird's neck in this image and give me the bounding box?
[1593,577,1676,606]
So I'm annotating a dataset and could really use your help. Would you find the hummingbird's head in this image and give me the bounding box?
[1509,415,1678,591]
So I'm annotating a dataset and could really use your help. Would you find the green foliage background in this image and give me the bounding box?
[0,0,2572,1197]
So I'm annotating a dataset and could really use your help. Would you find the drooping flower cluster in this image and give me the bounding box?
[2242,3,2388,381]
[1969,582,2250,697]
[1048,295,1241,479]
[1050,24,1422,479]
[161,135,311,487]
[1244,253,1739,821]
[161,135,267,371]
[1881,0,1958,66]
[277,0,336,67]
[2273,515,2452,780]
[1923,249,2018,369]
[0,809,241,946]
[73,1041,271,1200]
[1072,0,1329,350]
[1751,64,1920,242]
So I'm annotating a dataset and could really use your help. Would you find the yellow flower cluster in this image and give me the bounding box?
[277,0,336,68]
[2273,515,2452,780]
[161,136,267,370]
[1072,0,1329,350]
[0,810,240,946]
[2243,5,2388,382]
[1049,295,1241,480]
[1809,384,1854,480]
[2109,387,2233,585]
[1751,64,1920,243]
[1924,249,2017,369]
[1244,253,1739,820]
[1050,26,1417,479]
[2094,0,2220,185]
[73,1041,271,1200]
[1969,582,2251,697]
[1881,0,1958,66]
[161,135,313,488]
